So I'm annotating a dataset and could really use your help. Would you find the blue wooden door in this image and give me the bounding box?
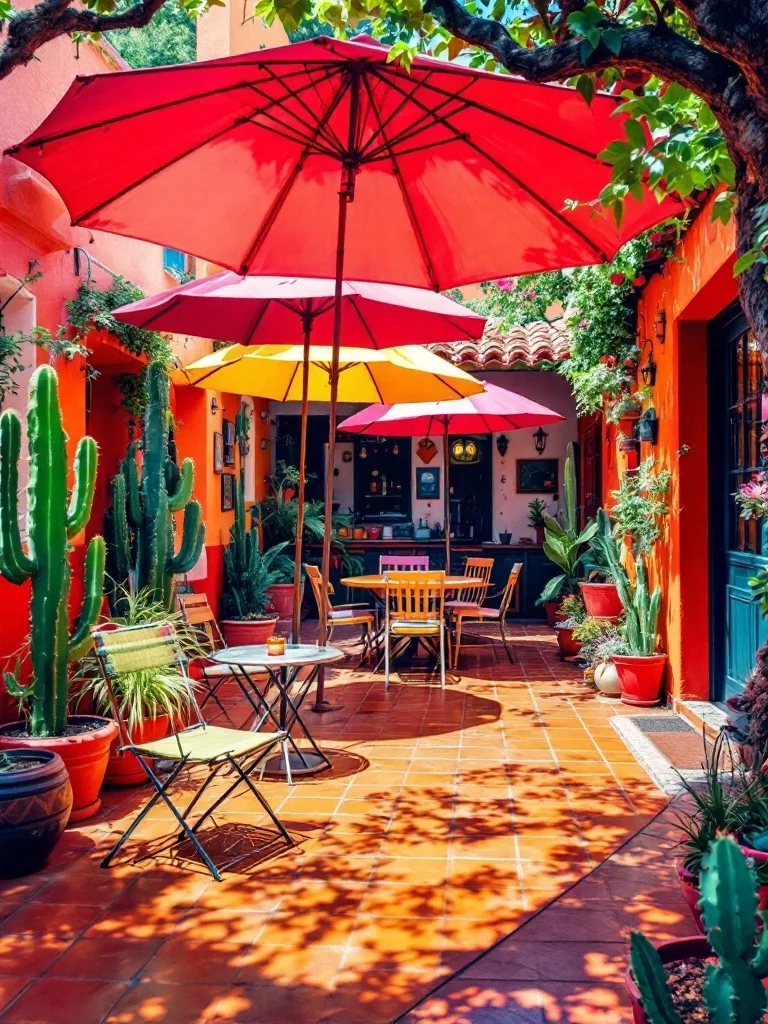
[711,307,768,700]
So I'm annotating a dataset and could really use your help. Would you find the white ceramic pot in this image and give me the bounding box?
[594,660,621,697]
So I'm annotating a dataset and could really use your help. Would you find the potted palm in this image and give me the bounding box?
[0,749,72,878]
[590,509,666,706]
[0,366,116,823]
[221,474,292,645]
[527,498,547,544]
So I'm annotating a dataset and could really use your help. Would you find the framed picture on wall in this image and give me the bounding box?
[213,432,224,474]
[516,458,558,494]
[416,467,440,500]
[221,473,235,511]
[222,418,235,466]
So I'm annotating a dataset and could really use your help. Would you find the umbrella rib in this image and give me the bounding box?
[187,354,245,388]
[245,301,272,346]
[247,71,344,158]
[363,93,475,163]
[7,65,335,153]
[367,137,465,163]
[346,296,377,348]
[239,73,352,274]
[67,69,341,227]
[362,362,386,405]
[372,70,610,264]
[375,63,609,161]
[362,74,440,292]
[357,68,437,160]
[131,294,182,331]
[242,85,342,155]
[261,63,346,156]
[281,361,300,402]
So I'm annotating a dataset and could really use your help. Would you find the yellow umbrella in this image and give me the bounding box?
[176,343,484,403]
[176,343,483,654]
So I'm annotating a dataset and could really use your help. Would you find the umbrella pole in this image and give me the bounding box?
[315,167,355,712]
[291,317,312,645]
[443,426,451,571]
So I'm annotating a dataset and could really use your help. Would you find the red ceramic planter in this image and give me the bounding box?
[677,863,704,934]
[625,935,711,1024]
[0,715,118,822]
[221,616,280,647]
[555,625,582,659]
[267,582,303,621]
[104,714,171,788]
[613,654,667,706]
[544,600,563,626]
[579,582,623,620]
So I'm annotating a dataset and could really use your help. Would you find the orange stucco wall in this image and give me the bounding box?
[600,195,738,701]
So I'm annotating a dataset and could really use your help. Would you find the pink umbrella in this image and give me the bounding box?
[338,382,564,563]
[113,273,486,643]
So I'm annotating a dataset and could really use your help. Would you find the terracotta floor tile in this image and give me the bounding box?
[106,981,230,1023]
[1,978,127,1024]
[44,936,162,980]
[1,902,101,939]
[0,980,29,1017]
[447,860,522,890]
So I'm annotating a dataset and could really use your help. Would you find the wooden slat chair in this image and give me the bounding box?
[383,571,448,689]
[304,564,376,662]
[450,563,523,669]
[378,555,430,573]
[92,622,294,882]
[177,593,247,724]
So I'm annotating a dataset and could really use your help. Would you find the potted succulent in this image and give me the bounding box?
[220,474,291,645]
[77,588,204,786]
[724,640,768,766]
[0,749,72,878]
[572,620,627,696]
[537,443,597,621]
[498,527,512,545]
[0,366,117,822]
[527,499,547,544]
[590,509,666,706]
[628,837,768,1024]
[554,594,587,659]
[265,548,302,621]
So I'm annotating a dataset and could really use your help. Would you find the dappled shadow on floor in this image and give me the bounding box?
[0,623,668,1024]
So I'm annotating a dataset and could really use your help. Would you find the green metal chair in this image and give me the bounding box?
[92,622,294,882]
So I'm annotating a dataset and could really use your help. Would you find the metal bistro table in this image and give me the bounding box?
[340,574,489,671]
[209,644,344,785]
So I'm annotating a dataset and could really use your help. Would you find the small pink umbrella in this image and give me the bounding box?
[338,382,564,564]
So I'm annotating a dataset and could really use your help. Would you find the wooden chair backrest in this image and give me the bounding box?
[304,564,335,610]
[500,563,523,617]
[91,622,204,748]
[461,557,494,605]
[177,593,223,651]
[384,571,446,622]
[379,555,430,574]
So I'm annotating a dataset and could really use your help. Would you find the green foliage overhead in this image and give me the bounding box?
[65,276,172,366]
[107,0,196,67]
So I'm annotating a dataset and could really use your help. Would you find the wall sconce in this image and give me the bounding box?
[496,434,509,457]
[260,437,270,450]
[210,397,219,414]
[640,338,657,387]
[654,309,667,345]
[260,409,270,421]
[533,427,548,455]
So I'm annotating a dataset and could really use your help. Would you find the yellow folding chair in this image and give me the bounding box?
[92,622,294,882]
[383,571,448,689]
[449,563,522,668]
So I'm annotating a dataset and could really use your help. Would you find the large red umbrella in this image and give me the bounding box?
[113,273,486,642]
[7,33,678,658]
[338,382,564,564]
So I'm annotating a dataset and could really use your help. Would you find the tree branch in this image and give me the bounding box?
[0,0,169,80]
[674,0,768,94]
[425,0,738,108]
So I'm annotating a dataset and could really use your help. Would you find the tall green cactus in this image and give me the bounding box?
[538,442,597,604]
[0,365,106,737]
[630,836,768,1024]
[591,508,661,655]
[105,363,204,612]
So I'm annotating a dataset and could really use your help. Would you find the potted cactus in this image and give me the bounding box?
[220,475,292,646]
[627,836,768,1024]
[0,366,117,823]
[590,509,665,706]
[104,362,204,615]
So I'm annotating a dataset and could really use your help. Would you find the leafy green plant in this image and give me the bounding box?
[104,362,204,614]
[572,617,621,663]
[590,509,661,656]
[558,594,587,628]
[527,498,548,529]
[0,366,105,737]
[630,837,768,1024]
[610,458,671,556]
[538,442,596,604]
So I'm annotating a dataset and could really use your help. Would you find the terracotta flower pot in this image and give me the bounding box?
[0,715,118,822]
[625,935,711,1024]
[543,600,562,626]
[613,654,667,707]
[677,863,704,934]
[594,660,621,697]
[579,582,623,620]
[221,616,279,648]
[0,749,72,878]
[267,582,302,621]
[535,527,545,544]
[104,714,172,788]
[555,625,582,659]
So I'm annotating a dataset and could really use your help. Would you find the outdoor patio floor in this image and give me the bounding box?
[0,623,669,1024]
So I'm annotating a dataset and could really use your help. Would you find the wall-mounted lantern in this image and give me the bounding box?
[533,427,548,455]
[640,338,657,388]
[210,397,219,414]
[451,437,480,464]
[637,408,659,445]
[496,434,509,457]
[654,309,667,346]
